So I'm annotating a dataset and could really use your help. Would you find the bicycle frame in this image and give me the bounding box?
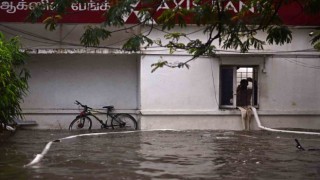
[70,100,138,130]
[77,108,116,129]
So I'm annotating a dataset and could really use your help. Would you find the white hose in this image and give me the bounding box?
[25,110,320,168]
[24,129,177,167]
[24,141,53,167]
[251,107,320,135]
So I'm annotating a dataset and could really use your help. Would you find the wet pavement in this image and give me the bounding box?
[1,129,320,179]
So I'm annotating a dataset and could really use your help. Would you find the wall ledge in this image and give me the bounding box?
[141,110,320,116]
[22,108,138,114]
[22,108,320,116]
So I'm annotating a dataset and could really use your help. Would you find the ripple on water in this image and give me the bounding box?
[1,130,320,179]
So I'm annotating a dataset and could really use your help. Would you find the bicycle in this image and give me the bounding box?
[69,100,138,131]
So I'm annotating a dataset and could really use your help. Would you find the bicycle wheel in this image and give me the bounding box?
[111,114,137,130]
[69,116,92,131]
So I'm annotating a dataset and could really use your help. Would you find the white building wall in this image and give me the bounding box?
[21,54,139,129]
[0,23,139,49]
[1,24,319,130]
[140,55,219,111]
[140,54,320,130]
[139,25,320,130]
[261,56,320,111]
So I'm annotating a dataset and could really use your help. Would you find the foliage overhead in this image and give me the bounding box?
[0,32,30,126]
[28,0,320,69]
[310,29,320,51]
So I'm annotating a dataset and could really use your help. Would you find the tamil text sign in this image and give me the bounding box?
[0,0,319,26]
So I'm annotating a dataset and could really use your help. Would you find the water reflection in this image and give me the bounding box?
[0,130,319,179]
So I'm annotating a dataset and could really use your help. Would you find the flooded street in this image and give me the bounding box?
[1,130,320,179]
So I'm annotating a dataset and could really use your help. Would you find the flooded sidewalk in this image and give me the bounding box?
[1,130,320,179]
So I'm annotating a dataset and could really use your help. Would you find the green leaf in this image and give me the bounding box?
[26,4,44,23]
[104,0,139,27]
[314,42,320,51]
[151,60,168,73]
[266,26,292,45]
[80,26,111,47]
[157,9,176,30]
[122,35,153,52]
[310,30,320,45]
[0,32,29,125]
[43,15,63,31]
[51,0,73,14]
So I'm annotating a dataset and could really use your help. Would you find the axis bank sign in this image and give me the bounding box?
[0,0,319,25]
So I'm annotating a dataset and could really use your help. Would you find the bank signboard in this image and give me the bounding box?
[0,0,319,26]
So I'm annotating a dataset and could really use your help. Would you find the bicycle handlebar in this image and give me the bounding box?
[75,100,92,110]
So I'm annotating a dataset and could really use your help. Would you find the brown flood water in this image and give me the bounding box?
[1,129,320,180]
